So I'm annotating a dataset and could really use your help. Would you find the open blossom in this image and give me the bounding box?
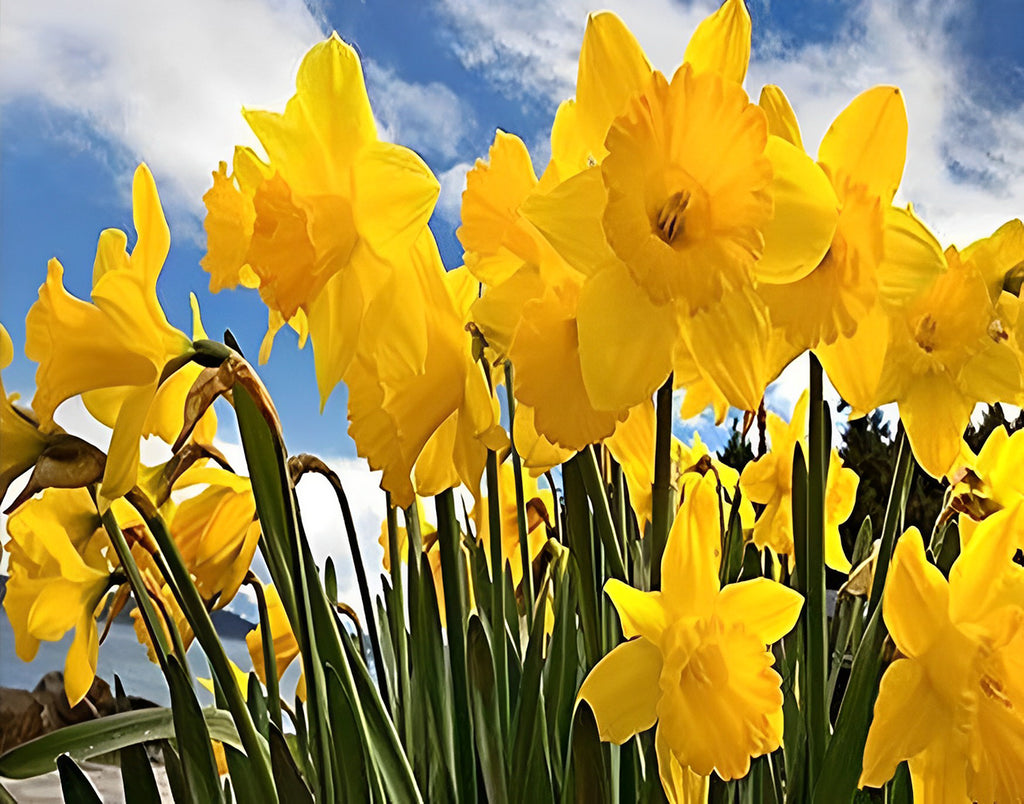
[578,475,802,799]
[24,165,214,503]
[202,33,439,406]
[861,517,1024,800]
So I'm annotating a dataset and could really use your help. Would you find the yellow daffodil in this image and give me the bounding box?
[202,34,439,405]
[247,583,306,702]
[166,465,261,607]
[860,520,1024,800]
[470,460,553,590]
[461,130,626,450]
[578,474,803,797]
[2,488,117,705]
[24,164,204,503]
[522,3,836,416]
[950,426,1024,546]
[1,323,52,502]
[414,267,508,499]
[871,219,1023,477]
[346,232,502,508]
[739,392,858,572]
[605,400,753,532]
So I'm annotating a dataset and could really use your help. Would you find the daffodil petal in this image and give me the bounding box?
[716,578,803,645]
[130,164,171,290]
[64,614,100,707]
[101,383,158,502]
[604,579,668,640]
[662,476,721,618]
[758,85,803,150]
[859,658,945,789]
[308,253,366,408]
[898,375,973,479]
[684,0,751,84]
[577,263,676,411]
[577,636,663,744]
[352,140,439,261]
[655,725,709,804]
[576,12,652,165]
[520,165,615,277]
[877,205,946,309]
[755,136,838,284]
[882,528,950,659]
[818,86,907,204]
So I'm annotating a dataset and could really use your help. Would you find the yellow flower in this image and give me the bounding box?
[605,400,753,533]
[461,130,625,450]
[167,465,261,607]
[873,220,1023,477]
[2,488,116,706]
[950,426,1024,547]
[0,323,52,502]
[470,460,553,590]
[739,392,858,572]
[346,232,502,508]
[523,4,837,415]
[247,583,306,702]
[24,164,199,502]
[578,475,803,796]
[758,85,914,351]
[202,34,439,405]
[860,520,1024,800]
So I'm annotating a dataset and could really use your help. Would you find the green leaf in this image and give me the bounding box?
[166,656,223,804]
[467,616,510,804]
[112,676,161,804]
[56,755,102,804]
[246,672,270,740]
[0,708,244,780]
[510,590,554,803]
[270,724,314,803]
[568,702,610,804]
[161,743,192,804]
[324,663,375,803]
[0,780,16,804]
[813,608,885,802]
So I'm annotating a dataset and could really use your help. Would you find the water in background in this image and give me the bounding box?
[0,606,255,707]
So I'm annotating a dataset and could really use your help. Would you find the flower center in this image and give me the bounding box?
[914,314,938,353]
[656,190,692,245]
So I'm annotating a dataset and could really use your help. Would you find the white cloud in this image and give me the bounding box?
[364,61,476,163]
[0,0,325,234]
[434,0,1024,248]
[436,160,472,226]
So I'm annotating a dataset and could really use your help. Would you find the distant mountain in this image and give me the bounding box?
[0,574,254,639]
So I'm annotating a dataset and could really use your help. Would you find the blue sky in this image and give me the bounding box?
[2,0,1024,602]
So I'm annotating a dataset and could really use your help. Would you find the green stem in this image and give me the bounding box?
[385,496,411,748]
[504,361,536,631]
[247,576,282,731]
[97,505,172,667]
[128,498,277,802]
[579,445,627,581]
[868,428,913,617]
[650,375,675,589]
[434,490,477,804]
[803,354,829,785]
[485,449,510,741]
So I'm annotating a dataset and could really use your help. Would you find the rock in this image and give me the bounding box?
[0,672,118,754]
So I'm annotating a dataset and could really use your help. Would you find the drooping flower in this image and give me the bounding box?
[605,399,753,533]
[578,474,803,797]
[202,34,439,405]
[739,392,858,572]
[470,459,553,590]
[860,520,1024,800]
[2,487,117,705]
[346,232,503,507]
[949,425,1024,547]
[24,165,209,503]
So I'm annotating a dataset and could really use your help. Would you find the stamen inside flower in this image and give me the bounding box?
[914,314,938,353]
[656,190,692,245]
